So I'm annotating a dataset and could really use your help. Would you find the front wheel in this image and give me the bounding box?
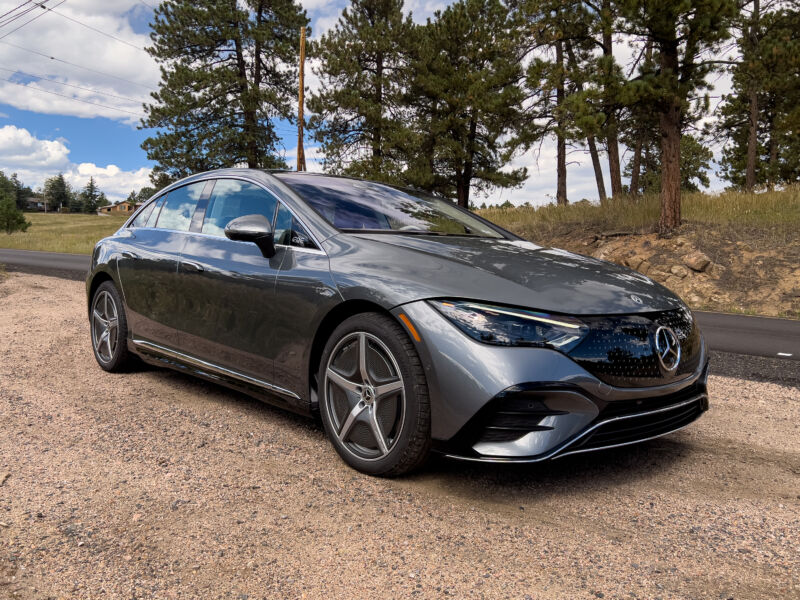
[90,280,132,372]
[318,313,431,477]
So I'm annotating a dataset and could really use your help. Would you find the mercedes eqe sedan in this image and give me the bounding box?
[87,169,708,476]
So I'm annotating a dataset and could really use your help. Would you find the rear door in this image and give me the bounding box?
[116,181,209,348]
[175,178,283,386]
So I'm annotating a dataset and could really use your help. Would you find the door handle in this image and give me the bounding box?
[181,261,204,273]
[121,251,139,259]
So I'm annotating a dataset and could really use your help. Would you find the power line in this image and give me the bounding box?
[0,40,156,90]
[0,0,65,41]
[0,66,148,103]
[33,2,147,52]
[0,1,38,27]
[1,76,144,117]
[0,1,33,21]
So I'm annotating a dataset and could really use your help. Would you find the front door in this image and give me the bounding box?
[175,179,283,385]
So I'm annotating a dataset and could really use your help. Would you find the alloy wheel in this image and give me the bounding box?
[323,332,406,461]
[91,290,119,364]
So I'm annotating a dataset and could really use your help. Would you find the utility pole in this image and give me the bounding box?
[297,26,307,172]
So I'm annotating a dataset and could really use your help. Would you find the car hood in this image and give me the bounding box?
[325,233,685,315]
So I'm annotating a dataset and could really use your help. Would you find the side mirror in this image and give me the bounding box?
[224,214,275,258]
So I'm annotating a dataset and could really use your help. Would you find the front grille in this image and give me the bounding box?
[567,308,702,387]
[569,396,707,453]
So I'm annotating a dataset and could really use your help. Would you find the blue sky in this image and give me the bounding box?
[0,0,727,203]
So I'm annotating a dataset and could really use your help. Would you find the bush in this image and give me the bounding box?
[0,193,30,234]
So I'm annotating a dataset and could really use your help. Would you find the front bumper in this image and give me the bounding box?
[394,301,709,462]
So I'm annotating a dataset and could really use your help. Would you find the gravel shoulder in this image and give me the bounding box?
[1,273,798,599]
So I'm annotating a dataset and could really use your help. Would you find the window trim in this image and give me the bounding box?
[123,175,326,255]
[195,176,324,253]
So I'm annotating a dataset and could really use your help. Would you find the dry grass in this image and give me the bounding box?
[0,213,129,255]
[478,186,800,242]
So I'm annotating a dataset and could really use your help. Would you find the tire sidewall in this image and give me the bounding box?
[91,280,129,372]
[318,313,427,476]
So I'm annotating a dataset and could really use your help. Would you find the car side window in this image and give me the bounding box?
[274,203,317,249]
[129,201,155,228]
[154,183,205,231]
[201,179,278,237]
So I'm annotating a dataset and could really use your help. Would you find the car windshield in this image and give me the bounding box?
[273,173,504,238]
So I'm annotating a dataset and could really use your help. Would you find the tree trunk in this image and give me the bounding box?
[658,98,682,233]
[233,13,260,168]
[587,135,607,201]
[601,0,622,197]
[745,0,760,191]
[767,118,778,190]
[630,135,643,196]
[457,117,477,208]
[565,40,606,202]
[556,39,567,206]
[373,51,384,164]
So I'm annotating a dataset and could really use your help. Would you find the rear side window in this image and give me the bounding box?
[154,182,205,231]
[201,179,278,237]
[129,201,155,228]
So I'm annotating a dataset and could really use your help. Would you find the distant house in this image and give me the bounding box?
[23,195,48,211]
[98,201,141,215]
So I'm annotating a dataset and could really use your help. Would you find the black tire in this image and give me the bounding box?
[90,280,132,372]
[318,312,431,477]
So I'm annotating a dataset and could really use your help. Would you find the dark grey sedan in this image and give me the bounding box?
[87,169,708,476]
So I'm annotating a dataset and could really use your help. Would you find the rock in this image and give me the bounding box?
[683,251,711,272]
[638,261,651,275]
[0,472,9,487]
[650,270,670,282]
[674,237,690,248]
[688,294,703,305]
[624,256,644,271]
[670,265,690,279]
[708,263,727,279]
[665,276,683,288]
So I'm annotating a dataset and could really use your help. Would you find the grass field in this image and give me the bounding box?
[477,186,800,241]
[1,187,798,255]
[0,213,129,254]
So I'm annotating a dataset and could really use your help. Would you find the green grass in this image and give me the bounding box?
[0,213,129,254]
[478,186,800,241]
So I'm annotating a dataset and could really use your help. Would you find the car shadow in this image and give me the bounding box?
[138,363,695,503]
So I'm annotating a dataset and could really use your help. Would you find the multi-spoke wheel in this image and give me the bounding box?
[90,280,131,372]
[319,313,431,476]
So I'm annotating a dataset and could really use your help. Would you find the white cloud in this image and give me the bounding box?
[0,125,150,201]
[0,1,158,125]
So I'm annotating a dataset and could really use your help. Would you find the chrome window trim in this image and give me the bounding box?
[132,339,300,400]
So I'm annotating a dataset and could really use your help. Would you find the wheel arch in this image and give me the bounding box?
[307,299,397,409]
[87,270,116,314]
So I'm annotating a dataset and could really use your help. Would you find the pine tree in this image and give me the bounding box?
[80,177,101,214]
[142,0,308,179]
[618,0,737,233]
[406,0,527,207]
[43,173,72,212]
[717,4,800,189]
[308,0,415,182]
[9,173,31,211]
[0,185,29,234]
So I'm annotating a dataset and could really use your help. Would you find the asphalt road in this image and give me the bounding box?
[1,248,798,361]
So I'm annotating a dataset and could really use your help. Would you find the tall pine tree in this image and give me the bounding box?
[308,0,414,182]
[407,0,527,207]
[142,0,308,178]
[618,0,737,232]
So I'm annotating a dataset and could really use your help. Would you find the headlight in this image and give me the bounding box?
[429,300,588,352]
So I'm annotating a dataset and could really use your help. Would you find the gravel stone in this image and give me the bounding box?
[0,273,798,599]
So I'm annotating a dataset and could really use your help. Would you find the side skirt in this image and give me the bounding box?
[130,339,312,416]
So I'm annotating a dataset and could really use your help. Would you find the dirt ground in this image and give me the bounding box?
[0,273,798,599]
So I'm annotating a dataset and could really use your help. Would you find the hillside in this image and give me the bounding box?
[479,187,800,318]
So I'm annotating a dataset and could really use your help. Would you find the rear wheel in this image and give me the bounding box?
[90,280,131,372]
[318,313,431,476]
